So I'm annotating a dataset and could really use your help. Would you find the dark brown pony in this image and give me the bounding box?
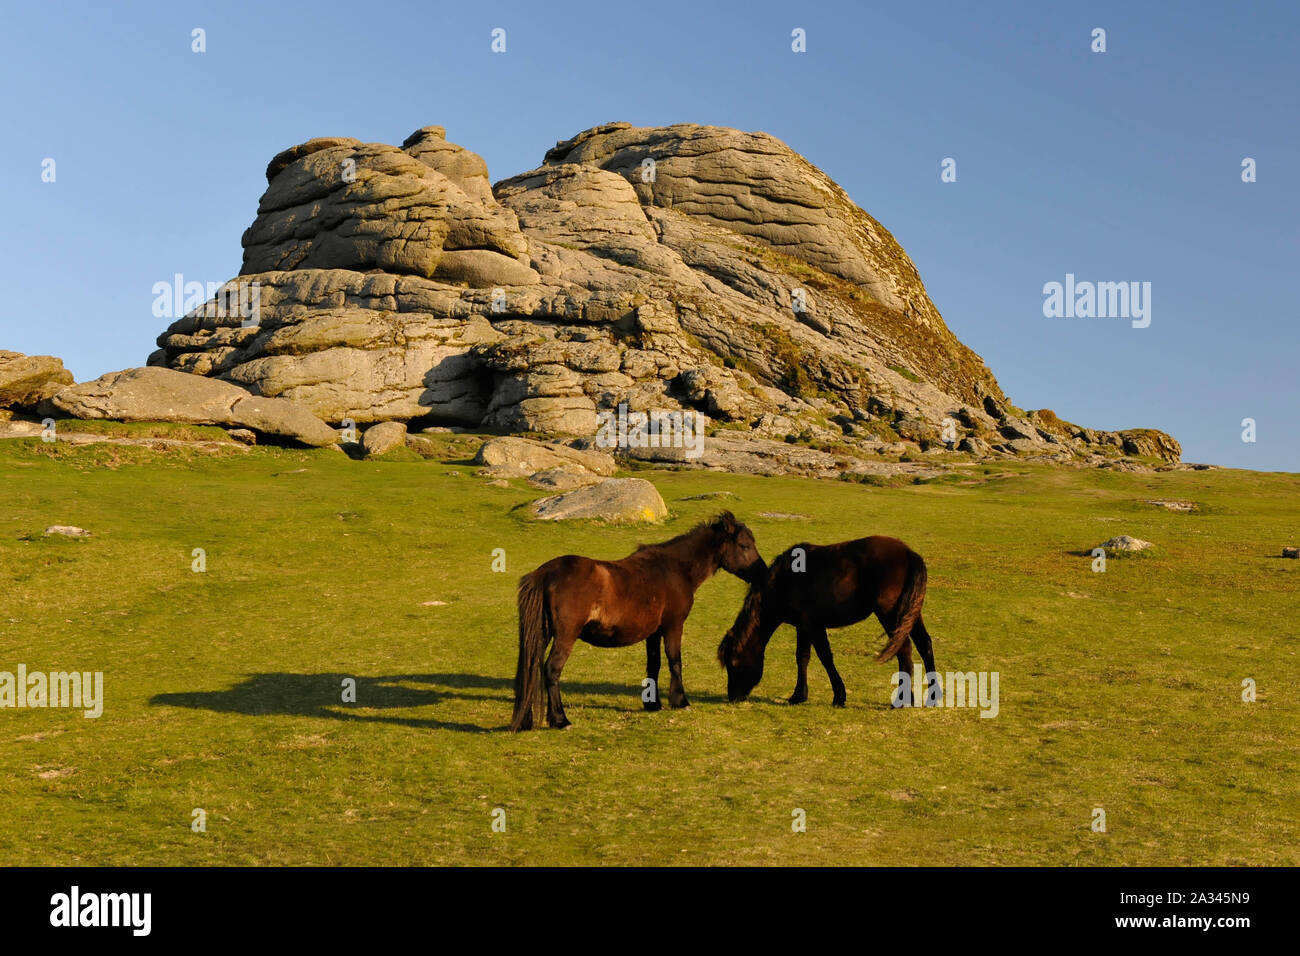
[717,536,937,707]
[510,512,765,731]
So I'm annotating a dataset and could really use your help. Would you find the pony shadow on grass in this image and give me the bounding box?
[150,672,695,733]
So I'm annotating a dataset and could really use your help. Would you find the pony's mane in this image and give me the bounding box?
[718,577,768,664]
[634,511,736,553]
[732,581,767,645]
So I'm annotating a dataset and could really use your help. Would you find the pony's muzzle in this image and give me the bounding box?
[725,665,762,702]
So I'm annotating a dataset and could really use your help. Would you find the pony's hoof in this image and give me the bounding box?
[643,700,662,712]
[832,698,846,708]
[787,694,807,705]
[670,699,691,710]
[550,718,572,730]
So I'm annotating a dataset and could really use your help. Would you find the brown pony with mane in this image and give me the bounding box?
[717,536,938,707]
[510,512,765,731]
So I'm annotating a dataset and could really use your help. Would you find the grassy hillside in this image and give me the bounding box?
[1,434,1296,865]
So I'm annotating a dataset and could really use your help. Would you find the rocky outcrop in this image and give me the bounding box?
[1119,430,1182,462]
[49,367,339,447]
[0,351,74,408]
[144,122,1179,470]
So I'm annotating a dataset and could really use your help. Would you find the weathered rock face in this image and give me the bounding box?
[544,123,914,307]
[50,367,339,447]
[0,351,74,408]
[148,122,1180,467]
[242,130,536,287]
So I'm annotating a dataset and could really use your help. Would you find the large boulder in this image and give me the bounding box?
[0,351,74,408]
[473,436,616,477]
[362,421,407,458]
[527,477,668,522]
[526,467,603,491]
[49,367,339,447]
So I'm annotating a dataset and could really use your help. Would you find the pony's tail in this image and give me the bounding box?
[509,571,550,732]
[876,550,927,663]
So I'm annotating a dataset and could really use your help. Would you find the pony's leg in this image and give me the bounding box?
[644,631,663,711]
[893,641,915,709]
[911,614,941,706]
[788,628,811,704]
[662,622,690,709]
[543,630,577,729]
[809,627,847,707]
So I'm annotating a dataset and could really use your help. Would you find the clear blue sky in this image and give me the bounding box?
[2,0,1296,470]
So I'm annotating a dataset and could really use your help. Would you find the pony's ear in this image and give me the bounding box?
[716,510,738,534]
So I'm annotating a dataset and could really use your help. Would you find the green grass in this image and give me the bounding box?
[1,434,1296,865]
[887,363,922,383]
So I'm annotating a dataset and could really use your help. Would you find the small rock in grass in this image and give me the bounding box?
[44,525,90,537]
[405,435,439,459]
[1099,535,1153,552]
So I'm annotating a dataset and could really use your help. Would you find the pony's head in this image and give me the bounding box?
[717,578,779,701]
[710,511,766,584]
